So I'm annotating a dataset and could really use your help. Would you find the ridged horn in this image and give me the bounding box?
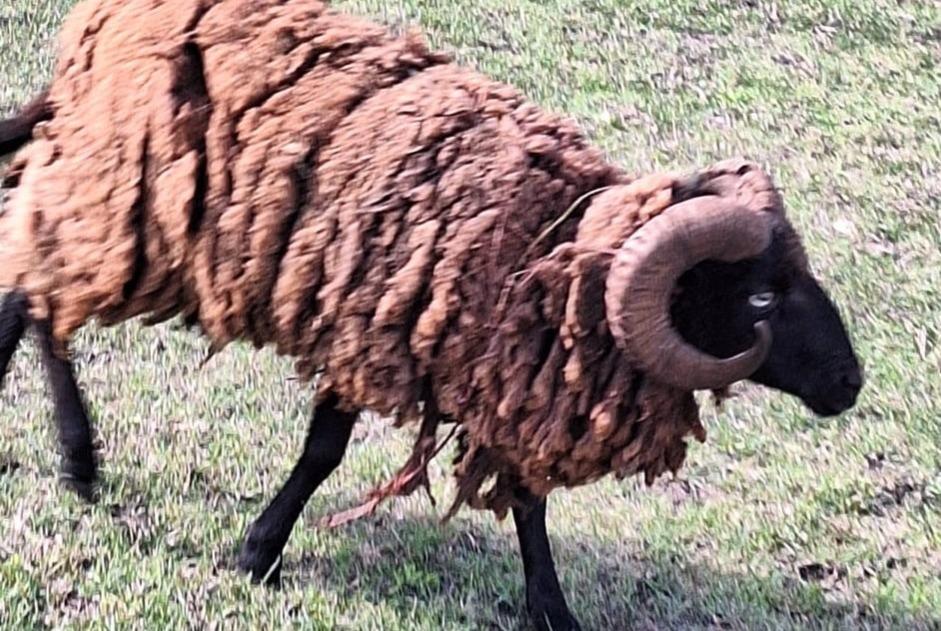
[604,196,773,390]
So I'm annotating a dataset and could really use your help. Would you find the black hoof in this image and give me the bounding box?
[529,598,582,631]
[59,474,96,502]
[237,536,283,587]
[59,457,98,502]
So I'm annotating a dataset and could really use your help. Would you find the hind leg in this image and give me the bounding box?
[0,292,28,383]
[1,291,98,501]
[237,393,357,586]
[33,320,98,501]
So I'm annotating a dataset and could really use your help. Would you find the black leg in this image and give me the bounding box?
[0,292,28,385]
[237,393,357,586]
[34,320,98,502]
[513,491,582,631]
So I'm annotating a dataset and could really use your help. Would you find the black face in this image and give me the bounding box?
[672,226,863,417]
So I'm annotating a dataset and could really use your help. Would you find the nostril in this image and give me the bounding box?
[840,368,863,391]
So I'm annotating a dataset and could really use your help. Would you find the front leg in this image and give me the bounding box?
[237,393,357,586]
[513,490,582,631]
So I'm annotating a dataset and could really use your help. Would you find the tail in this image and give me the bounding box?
[1,90,52,292]
[0,89,51,157]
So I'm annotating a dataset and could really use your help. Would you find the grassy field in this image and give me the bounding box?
[1,0,940,629]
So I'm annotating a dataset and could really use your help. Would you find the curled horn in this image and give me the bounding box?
[604,195,773,391]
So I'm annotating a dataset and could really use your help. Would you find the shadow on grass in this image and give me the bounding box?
[278,509,938,631]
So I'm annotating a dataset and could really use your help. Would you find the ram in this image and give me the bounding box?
[0,0,863,628]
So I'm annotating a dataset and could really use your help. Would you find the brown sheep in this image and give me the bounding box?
[0,1,862,628]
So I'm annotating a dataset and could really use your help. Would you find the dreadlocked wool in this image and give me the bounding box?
[0,0,789,518]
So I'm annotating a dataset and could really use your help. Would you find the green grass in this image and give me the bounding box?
[2,0,940,628]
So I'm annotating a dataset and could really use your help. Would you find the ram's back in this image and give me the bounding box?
[0,0,620,405]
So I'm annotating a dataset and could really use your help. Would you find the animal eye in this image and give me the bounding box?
[748,291,777,309]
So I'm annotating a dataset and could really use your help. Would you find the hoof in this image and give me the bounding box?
[531,611,582,631]
[237,537,283,588]
[529,597,582,631]
[59,458,98,503]
[59,474,97,502]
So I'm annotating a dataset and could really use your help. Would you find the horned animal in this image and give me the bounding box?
[0,0,863,628]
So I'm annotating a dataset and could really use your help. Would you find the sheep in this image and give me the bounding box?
[0,0,864,628]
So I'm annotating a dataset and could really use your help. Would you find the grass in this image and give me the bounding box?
[1,0,939,628]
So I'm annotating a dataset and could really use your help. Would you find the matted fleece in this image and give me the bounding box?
[0,0,802,519]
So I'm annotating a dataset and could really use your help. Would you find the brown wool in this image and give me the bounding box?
[0,0,804,520]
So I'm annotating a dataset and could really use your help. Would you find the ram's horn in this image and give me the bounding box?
[604,196,773,391]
